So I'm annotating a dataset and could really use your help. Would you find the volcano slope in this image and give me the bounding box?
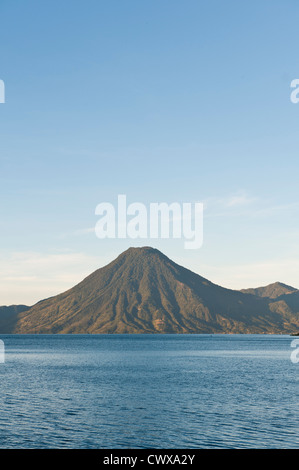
[6,247,299,334]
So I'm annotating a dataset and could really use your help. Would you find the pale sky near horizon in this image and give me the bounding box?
[1,0,299,305]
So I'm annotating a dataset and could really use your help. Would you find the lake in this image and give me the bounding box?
[0,334,298,449]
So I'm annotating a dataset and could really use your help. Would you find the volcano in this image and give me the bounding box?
[3,247,299,334]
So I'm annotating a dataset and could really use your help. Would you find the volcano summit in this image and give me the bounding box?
[1,247,299,334]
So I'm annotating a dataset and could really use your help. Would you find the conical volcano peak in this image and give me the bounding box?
[116,246,170,266]
[5,247,299,334]
[123,246,164,256]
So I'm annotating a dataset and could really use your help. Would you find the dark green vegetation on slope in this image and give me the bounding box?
[1,247,299,334]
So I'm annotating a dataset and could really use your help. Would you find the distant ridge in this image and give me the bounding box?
[241,282,298,299]
[0,305,30,333]
[1,247,299,334]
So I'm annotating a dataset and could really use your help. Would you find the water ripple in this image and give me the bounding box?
[0,334,298,449]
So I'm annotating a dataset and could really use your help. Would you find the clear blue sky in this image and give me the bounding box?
[1,0,299,304]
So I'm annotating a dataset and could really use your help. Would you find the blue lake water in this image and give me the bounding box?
[0,334,298,449]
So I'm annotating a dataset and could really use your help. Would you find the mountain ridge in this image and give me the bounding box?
[1,247,299,334]
[241,282,298,299]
